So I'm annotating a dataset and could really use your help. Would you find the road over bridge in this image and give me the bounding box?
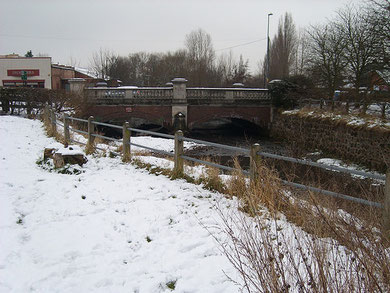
[84,78,272,132]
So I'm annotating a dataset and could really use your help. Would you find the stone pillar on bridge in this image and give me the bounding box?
[172,78,188,131]
[68,78,86,94]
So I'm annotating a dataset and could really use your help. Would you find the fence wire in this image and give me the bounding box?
[48,110,386,208]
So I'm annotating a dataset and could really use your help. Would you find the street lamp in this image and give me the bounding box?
[266,13,273,87]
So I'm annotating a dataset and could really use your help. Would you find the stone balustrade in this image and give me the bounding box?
[85,78,270,106]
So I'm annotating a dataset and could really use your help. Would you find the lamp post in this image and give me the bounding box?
[266,13,273,87]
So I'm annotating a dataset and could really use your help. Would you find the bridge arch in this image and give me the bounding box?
[187,105,271,131]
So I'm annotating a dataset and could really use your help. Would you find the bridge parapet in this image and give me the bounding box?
[86,84,270,105]
[186,87,270,104]
[132,87,173,100]
[87,87,173,104]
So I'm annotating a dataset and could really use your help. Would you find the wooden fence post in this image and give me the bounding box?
[384,170,390,236]
[345,97,350,114]
[122,122,131,162]
[63,114,70,147]
[250,143,261,185]
[381,103,386,120]
[86,116,95,153]
[174,130,184,175]
[26,101,31,116]
[361,99,367,115]
[44,104,49,125]
[51,109,57,135]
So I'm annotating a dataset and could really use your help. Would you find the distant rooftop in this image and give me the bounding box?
[0,54,51,59]
[74,67,100,79]
[52,63,74,71]
[377,69,390,85]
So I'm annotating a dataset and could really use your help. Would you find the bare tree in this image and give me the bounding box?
[107,50,191,86]
[185,28,216,85]
[158,50,189,84]
[107,55,132,84]
[91,29,254,87]
[335,5,381,91]
[90,48,117,80]
[367,0,390,69]
[292,28,309,76]
[233,55,250,84]
[268,13,297,80]
[307,23,346,96]
[216,51,236,86]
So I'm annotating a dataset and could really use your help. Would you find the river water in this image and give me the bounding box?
[183,128,300,171]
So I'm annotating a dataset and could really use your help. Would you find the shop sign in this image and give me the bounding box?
[7,69,40,77]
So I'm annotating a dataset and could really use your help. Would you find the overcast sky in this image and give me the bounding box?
[1,0,357,73]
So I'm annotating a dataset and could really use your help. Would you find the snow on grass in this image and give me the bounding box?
[133,136,199,153]
[2,116,379,292]
[0,116,239,292]
[316,157,385,182]
[63,123,200,157]
[282,108,390,130]
[134,156,209,182]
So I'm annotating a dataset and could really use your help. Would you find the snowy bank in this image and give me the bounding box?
[0,116,239,292]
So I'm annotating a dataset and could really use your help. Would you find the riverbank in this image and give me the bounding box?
[271,109,390,172]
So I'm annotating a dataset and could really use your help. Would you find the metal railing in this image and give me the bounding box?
[44,106,389,212]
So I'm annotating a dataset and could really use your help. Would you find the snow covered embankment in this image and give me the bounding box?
[0,116,239,293]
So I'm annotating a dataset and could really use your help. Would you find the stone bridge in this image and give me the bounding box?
[84,78,272,132]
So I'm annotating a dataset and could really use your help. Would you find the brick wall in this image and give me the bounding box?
[188,105,271,129]
[271,113,390,172]
[89,105,172,129]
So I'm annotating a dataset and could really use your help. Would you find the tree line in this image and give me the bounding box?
[90,28,257,88]
[91,0,389,97]
[265,0,389,97]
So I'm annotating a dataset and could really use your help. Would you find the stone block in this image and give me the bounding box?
[44,148,57,160]
[53,153,87,168]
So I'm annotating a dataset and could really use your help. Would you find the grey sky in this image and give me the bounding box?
[1,0,356,73]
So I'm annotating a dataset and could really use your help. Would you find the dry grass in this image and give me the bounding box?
[199,165,226,193]
[214,161,390,293]
[225,158,289,216]
[225,159,248,199]
[84,143,95,155]
[215,204,390,292]
[289,107,390,132]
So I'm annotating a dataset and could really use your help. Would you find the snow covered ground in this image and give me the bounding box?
[2,115,386,292]
[0,116,240,292]
[283,108,390,130]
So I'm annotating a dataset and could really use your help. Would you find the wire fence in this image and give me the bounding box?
[44,106,388,210]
